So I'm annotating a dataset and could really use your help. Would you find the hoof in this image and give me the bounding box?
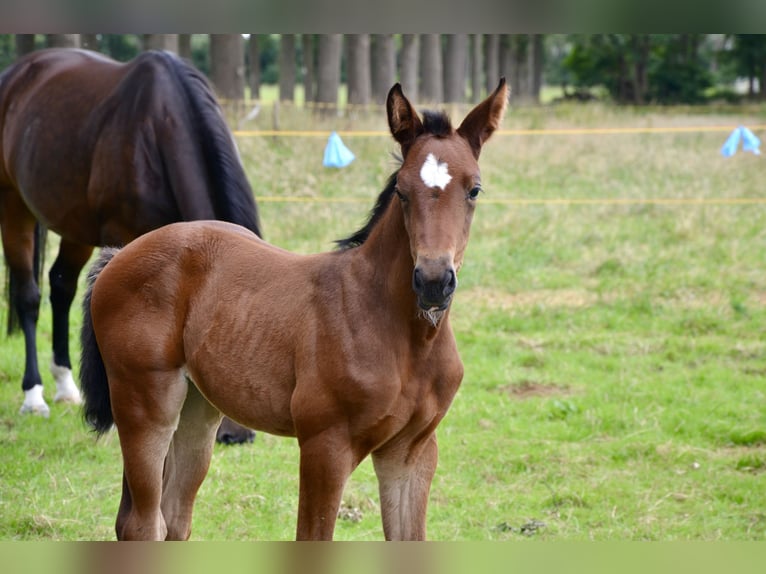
[216,417,256,445]
[54,392,82,405]
[51,362,83,405]
[20,386,51,418]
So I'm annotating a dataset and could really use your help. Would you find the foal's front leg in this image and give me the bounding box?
[371,432,439,541]
[295,429,355,540]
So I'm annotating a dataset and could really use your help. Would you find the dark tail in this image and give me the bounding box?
[6,223,47,335]
[80,247,121,435]
[159,51,263,238]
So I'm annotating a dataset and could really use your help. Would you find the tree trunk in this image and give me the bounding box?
[80,34,99,51]
[179,34,192,60]
[346,34,371,107]
[527,34,544,104]
[371,34,396,104]
[248,35,261,100]
[46,34,80,48]
[632,34,650,104]
[444,34,468,103]
[471,34,483,103]
[484,34,500,94]
[501,35,527,103]
[420,34,443,103]
[400,34,420,103]
[302,34,315,103]
[209,34,245,100]
[15,34,36,57]
[279,35,296,103]
[142,34,178,52]
[517,36,531,102]
[316,34,342,114]
[761,60,766,101]
[499,35,513,93]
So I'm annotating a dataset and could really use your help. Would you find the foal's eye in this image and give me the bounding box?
[467,186,482,200]
[395,188,408,203]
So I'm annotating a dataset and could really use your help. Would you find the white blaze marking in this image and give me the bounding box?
[420,153,452,190]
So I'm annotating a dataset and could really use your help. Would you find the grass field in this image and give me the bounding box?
[1,99,765,541]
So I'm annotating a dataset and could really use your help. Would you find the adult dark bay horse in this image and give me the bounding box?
[81,79,508,540]
[0,48,259,443]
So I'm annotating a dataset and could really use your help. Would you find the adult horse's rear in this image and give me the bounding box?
[0,48,260,433]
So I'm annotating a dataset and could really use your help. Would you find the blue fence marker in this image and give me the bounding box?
[323,131,355,168]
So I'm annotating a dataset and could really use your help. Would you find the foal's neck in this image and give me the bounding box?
[356,196,449,337]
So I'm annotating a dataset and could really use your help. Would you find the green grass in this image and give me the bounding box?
[1,102,765,540]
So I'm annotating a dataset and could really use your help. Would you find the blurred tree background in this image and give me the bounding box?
[1,34,764,106]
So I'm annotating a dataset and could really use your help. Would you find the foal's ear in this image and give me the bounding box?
[457,77,509,159]
[387,83,424,157]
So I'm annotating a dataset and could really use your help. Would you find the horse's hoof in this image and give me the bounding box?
[54,393,82,405]
[215,431,255,444]
[51,362,83,405]
[19,403,51,417]
[216,418,256,445]
[216,429,256,445]
[20,387,51,418]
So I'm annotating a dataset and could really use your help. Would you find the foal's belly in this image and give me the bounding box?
[185,362,297,438]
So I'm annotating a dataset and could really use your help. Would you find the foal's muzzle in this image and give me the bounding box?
[412,259,457,311]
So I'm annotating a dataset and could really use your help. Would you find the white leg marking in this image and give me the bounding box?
[51,361,82,404]
[420,153,452,190]
[20,385,50,417]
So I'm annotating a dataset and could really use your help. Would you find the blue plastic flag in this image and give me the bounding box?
[740,126,761,155]
[323,131,355,168]
[720,127,742,157]
[721,126,761,157]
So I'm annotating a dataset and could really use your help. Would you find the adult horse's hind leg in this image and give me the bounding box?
[112,369,188,540]
[49,239,93,404]
[161,380,223,540]
[371,433,439,541]
[0,194,47,415]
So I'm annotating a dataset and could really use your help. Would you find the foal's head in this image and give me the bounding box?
[386,79,509,319]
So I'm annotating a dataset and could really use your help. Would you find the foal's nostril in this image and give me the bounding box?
[413,267,425,293]
[443,268,456,297]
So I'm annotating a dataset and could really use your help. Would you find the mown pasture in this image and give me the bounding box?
[1,100,765,540]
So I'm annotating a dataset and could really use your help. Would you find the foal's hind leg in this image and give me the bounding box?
[112,370,188,540]
[371,433,439,540]
[49,239,93,404]
[0,196,46,415]
[161,380,223,540]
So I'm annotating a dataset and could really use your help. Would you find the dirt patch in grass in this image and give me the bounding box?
[501,380,572,399]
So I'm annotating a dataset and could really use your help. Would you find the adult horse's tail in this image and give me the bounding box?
[157,51,263,238]
[80,247,121,435]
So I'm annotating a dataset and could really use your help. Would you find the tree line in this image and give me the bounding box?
[1,34,764,106]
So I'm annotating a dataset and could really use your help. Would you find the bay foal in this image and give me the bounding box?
[81,80,509,540]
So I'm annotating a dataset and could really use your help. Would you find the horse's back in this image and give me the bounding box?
[0,48,250,246]
[0,49,169,242]
[0,49,122,188]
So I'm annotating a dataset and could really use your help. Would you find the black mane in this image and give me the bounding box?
[422,110,453,137]
[335,170,399,250]
[335,109,454,250]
